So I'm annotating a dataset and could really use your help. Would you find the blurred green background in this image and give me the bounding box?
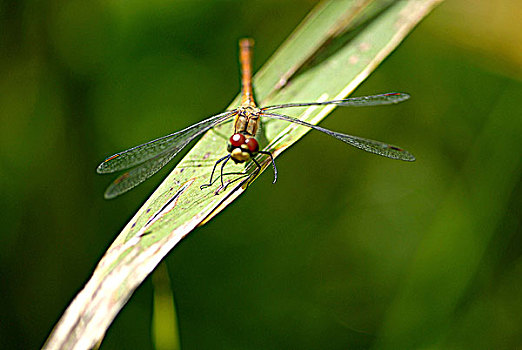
[1,0,521,349]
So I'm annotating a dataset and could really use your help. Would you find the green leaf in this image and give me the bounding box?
[151,263,180,350]
[43,1,442,348]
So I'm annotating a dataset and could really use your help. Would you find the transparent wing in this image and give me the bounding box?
[261,112,415,161]
[104,150,179,199]
[97,111,236,174]
[262,92,409,111]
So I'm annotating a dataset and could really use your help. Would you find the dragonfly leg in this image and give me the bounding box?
[218,172,250,193]
[258,151,277,184]
[250,157,262,179]
[213,151,278,193]
[218,159,260,193]
[200,154,230,190]
[221,151,277,191]
[219,155,232,188]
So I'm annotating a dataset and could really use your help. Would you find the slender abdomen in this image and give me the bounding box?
[239,38,256,107]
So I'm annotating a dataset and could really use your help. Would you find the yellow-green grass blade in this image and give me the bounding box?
[151,263,180,350]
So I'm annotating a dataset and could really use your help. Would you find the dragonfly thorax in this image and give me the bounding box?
[227,133,259,163]
[234,105,261,137]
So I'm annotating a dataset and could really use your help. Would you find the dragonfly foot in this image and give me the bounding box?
[200,183,212,190]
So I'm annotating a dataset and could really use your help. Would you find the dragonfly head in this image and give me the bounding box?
[227,133,259,163]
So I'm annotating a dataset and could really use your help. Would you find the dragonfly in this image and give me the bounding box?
[97,38,415,199]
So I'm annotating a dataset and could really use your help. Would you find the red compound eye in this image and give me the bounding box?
[245,137,259,153]
[229,133,246,147]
